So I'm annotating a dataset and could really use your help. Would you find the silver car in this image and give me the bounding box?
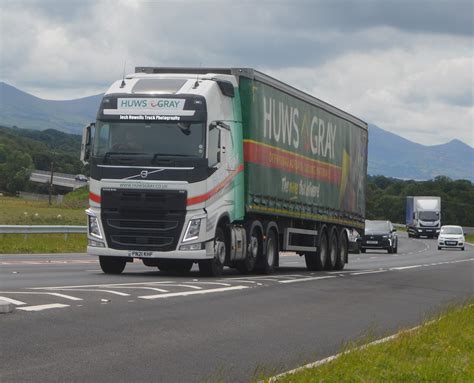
[438,225,465,251]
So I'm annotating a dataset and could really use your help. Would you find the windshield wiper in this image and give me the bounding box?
[152,153,192,162]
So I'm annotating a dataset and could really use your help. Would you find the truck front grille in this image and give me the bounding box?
[101,189,187,251]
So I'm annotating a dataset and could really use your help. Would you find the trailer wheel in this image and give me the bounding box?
[99,256,126,274]
[199,227,225,277]
[256,229,276,274]
[305,228,327,271]
[334,231,347,270]
[325,229,338,270]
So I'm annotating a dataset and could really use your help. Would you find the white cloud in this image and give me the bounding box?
[0,1,472,146]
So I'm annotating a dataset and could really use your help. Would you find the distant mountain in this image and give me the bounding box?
[0,82,472,181]
[368,124,473,181]
[0,82,102,134]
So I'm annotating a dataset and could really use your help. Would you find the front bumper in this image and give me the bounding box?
[359,238,392,250]
[87,241,214,260]
[438,240,464,249]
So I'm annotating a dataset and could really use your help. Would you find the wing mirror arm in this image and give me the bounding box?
[80,122,95,164]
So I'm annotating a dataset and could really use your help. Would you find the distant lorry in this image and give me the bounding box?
[406,196,441,238]
[80,67,368,276]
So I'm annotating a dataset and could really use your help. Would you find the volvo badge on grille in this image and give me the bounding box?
[140,170,148,179]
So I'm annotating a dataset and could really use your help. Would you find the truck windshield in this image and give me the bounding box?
[419,211,439,221]
[92,121,205,158]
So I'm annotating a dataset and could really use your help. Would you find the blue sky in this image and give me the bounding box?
[1,0,473,146]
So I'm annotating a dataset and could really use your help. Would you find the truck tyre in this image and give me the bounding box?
[199,227,225,277]
[157,260,193,273]
[334,231,347,270]
[438,246,441,250]
[360,248,366,253]
[305,229,328,271]
[256,229,277,274]
[99,256,126,274]
[325,229,338,270]
[235,224,260,274]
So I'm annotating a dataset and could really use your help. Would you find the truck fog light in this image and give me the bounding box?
[88,239,105,247]
[180,243,203,251]
[417,229,422,232]
[183,218,201,242]
[88,215,103,239]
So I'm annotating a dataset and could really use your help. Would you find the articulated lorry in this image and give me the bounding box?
[81,67,368,276]
[406,196,441,238]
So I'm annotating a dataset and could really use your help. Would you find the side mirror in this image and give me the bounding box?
[80,123,95,164]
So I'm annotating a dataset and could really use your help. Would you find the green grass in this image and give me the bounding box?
[0,195,88,253]
[0,233,87,253]
[465,233,474,244]
[267,301,474,382]
[0,196,87,225]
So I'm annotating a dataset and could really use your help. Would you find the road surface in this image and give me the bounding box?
[1,233,473,382]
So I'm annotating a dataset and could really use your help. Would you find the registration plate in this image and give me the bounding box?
[445,241,456,245]
[366,240,378,244]
[128,250,153,257]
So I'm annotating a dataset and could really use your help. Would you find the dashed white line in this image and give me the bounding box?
[139,285,249,299]
[17,303,69,312]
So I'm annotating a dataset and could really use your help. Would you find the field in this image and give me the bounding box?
[0,195,87,253]
[267,301,474,382]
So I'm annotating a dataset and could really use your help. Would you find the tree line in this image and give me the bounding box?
[0,126,86,194]
[1,126,472,226]
[366,175,474,227]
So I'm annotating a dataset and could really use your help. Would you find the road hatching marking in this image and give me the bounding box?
[139,285,249,299]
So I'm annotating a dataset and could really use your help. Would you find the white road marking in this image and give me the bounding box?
[17,303,69,312]
[279,276,336,284]
[139,285,249,299]
[351,270,387,275]
[186,281,232,287]
[32,281,176,289]
[100,286,170,293]
[391,265,423,270]
[0,296,26,305]
[46,293,83,301]
[51,289,130,296]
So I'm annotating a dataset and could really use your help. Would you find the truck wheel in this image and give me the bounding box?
[334,231,347,270]
[199,227,225,277]
[305,229,328,271]
[235,225,259,274]
[256,229,276,274]
[438,246,441,250]
[325,229,338,270]
[157,260,193,273]
[360,248,366,253]
[99,256,126,274]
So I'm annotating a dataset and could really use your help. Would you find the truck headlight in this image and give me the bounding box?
[88,215,103,239]
[183,218,201,242]
[417,229,422,232]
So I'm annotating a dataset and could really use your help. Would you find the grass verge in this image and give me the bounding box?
[0,196,86,225]
[0,234,87,254]
[465,233,474,244]
[267,301,474,382]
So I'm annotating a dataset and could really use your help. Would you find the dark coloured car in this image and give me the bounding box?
[358,220,398,254]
